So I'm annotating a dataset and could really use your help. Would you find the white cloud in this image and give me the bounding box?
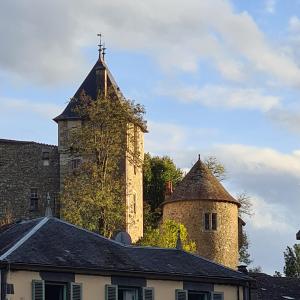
[265,0,276,14]
[289,16,300,33]
[1,0,300,86]
[158,84,280,112]
[268,108,300,134]
[0,97,63,119]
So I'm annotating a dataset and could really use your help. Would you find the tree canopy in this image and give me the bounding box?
[138,219,196,253]
[61,90,145,238]
[143,153,183,227]
[284,244,300,278]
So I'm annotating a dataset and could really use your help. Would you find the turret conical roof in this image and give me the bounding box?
[165,159,239,206]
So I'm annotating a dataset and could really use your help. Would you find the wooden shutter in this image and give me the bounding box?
[143,287,154,300]
[175,289,187,300]
[211,292,224,300]
[105,284,118,300]
[71,283,82,300]
[32,280,45,300]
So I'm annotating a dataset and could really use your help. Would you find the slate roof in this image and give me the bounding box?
[53,58,122,122]
[0,217,252,284]
[164,159,239,206]
[0,139,57,148]
[251,272,300,300]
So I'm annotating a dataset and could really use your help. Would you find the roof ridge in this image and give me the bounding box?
[0,217,49,261]
[0,138,57,147]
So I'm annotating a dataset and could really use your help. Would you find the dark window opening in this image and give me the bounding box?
[204,213,210,230]
[71,158,81,170]
[45,282,66,300]
[30,188,38,211]
[188,292,209,300]
[42,151,50,166]
[118,287,140,300]
[204,213,218,231]
[212,213,217,230]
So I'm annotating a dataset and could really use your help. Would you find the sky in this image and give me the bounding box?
[1,0,300,274]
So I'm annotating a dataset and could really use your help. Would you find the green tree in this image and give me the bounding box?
[143,153,183,227]
[138,219,196,253]
[61,89,146,238]
[239,232,252,265]
[284,244,300,278]
[204,156,227,182]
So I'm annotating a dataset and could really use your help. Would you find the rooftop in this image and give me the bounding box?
[0,217,252,284]
[164,159,239,206]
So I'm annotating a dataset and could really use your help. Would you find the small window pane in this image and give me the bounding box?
[204,213,210,230]
[30,188,38,198]
[212,213,217,230]
[71,158,81,170]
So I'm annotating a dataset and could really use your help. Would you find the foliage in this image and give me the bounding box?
[143,153,183,227]
[236,192,253,217]
[138,219,197,253]
[239,231,252,265]
[249,266,262,273]
[273,271,282,277]
[204,156,227,182]
[284,244,300,278]
[61,89,146,238]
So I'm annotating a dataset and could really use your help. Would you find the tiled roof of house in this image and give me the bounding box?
[53,58,122,122]
[250,272,300,300]
[164,159,239,206]
[0,217,252,284]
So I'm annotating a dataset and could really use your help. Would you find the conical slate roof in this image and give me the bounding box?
[54,57,122,122]
[165,159,239,206]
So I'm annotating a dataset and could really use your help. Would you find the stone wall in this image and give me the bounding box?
[0,139,60,221]
[125,124,144,242]
[163,199,239,269]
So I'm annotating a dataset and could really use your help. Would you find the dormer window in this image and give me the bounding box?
[204,213,218,231]
[42,151,50,166]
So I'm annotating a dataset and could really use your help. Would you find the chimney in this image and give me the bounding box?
[165,181,173,201]
[95,65,107,97]
[237,265,248,274]
[165,181,173,195]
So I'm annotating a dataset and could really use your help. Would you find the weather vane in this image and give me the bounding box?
[97,33,106,60]
[97,33,103,59]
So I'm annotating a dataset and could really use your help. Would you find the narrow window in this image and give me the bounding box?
[71,158,81,170]
[42,151,50,166]
[212,213,217,230]
[204,213,210,230]
[30,188,38,211]
[134,125,138,156]
[133,193,137,214]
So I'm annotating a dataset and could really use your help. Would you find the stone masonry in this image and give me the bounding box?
[0,139,60,220]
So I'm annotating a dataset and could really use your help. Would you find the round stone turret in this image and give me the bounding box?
[162,158,240,269]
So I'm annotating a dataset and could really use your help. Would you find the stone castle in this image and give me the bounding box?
[0,50,242,268]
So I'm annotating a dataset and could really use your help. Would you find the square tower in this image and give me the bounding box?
[54,55,146,242]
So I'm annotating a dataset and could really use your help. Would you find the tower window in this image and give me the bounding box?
[30,188,38,211]
[71,158,81,170]
[42,151,50,166]
[133,193,137,214]
[204,213,218,231]
[204,213,210,230]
